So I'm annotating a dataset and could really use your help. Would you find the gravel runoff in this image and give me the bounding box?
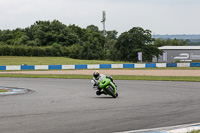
[0,70,200,76]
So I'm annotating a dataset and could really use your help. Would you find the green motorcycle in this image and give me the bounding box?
[91,76,118,98]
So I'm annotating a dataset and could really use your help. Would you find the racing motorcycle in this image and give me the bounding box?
[91,76,118,98]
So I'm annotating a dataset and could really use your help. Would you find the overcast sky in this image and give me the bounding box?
[0,0,200,35]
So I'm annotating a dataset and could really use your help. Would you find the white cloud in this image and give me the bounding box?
[0,0,200,34]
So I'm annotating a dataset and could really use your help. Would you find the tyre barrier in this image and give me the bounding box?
[0,63,200,71]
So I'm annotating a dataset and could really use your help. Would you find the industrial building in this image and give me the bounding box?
[153,46,200,63]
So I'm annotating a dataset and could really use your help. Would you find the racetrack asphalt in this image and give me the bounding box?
[0,77,200,133]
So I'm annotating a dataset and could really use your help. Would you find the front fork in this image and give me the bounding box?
[105,82,117,94]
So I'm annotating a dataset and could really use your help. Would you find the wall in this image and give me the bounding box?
[0,63,200,70]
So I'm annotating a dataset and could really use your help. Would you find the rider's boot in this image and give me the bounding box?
[96,91,106,95]
[96,91,101,96]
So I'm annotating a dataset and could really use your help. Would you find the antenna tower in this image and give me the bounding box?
[101,11,106,37]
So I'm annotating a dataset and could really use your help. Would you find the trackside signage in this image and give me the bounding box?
[138,52,142,61]
[163,52,167,62]
[173,53,200,61]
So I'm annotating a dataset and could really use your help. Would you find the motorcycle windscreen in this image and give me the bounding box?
[98,75,105,82]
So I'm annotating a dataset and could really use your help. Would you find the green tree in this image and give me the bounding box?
[68,44,83,59]
[86,25,99,33]
[24,20,80,46]
[15,35,30,45]
[115,27,156,62]
[68,24,87,45]
[0,29,24,45]
[105,39,118,60]
[153,38,188,46]
[80,37,105,60]
[106,30,118,41]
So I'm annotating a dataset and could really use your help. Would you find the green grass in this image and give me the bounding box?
[0,56,129,65]
[0,89,8,92]
[0,74,200,82]
[189,130,200,133]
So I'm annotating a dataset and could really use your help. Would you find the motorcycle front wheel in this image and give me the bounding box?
[107,86,118,98]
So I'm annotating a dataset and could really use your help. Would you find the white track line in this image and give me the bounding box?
[115,123,200,133]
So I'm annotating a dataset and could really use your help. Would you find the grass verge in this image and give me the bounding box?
[0,89,8,93]
[0,74,200,82]
[0,56,128,65]
[190,130,200,133]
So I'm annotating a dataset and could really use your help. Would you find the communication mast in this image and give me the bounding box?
[101,11,106,37]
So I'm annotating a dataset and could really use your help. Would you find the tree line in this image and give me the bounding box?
[0,20,189,62]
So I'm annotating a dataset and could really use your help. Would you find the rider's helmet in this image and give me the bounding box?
[93,70,100,80]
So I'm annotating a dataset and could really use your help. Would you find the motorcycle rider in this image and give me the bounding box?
[92,70,116,96]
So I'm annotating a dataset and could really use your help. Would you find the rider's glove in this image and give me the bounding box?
[94,82,99,86]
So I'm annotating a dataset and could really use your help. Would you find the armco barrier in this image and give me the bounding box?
[123,64,134,68]
[6,66,21,70]
[177,63,190,67]
[111,64,123,69]
[135,64,145,68]
[156,63,166,67]
[100,64,111,69]
[35,65,48,70]
[21,65,35,70]
[167,63,177,67]
[146,63,156,68]
[49,65,62,70]
[0,66,6,70]
[75,65,87,69]
[0,63,200,71]
[190,63,200,67]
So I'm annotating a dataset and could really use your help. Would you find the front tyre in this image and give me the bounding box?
[116,92,118,97]
[107,86,117,98]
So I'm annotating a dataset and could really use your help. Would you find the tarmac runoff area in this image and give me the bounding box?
[0,86,31,96]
